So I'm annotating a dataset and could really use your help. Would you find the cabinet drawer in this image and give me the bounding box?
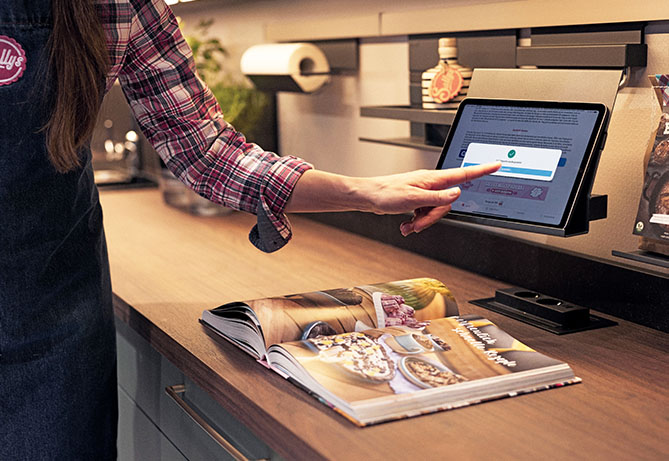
[117,385,186,461]
[115,316,280,460]
[116,317,170,424]
[161,374,278,461]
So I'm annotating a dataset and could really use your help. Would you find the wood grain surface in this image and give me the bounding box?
[102,189,669,461]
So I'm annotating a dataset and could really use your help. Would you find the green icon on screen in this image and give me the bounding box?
[508,149,516,158]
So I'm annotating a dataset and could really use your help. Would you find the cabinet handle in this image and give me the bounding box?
[165,384,262,461]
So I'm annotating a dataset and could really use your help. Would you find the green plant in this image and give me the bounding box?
[184,20,269,140]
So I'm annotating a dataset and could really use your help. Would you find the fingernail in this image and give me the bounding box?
[448,186,461,197]
[400,223,412,236]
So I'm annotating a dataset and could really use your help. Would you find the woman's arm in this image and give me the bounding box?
[285,162,501,235]
[112,1,499,249]
[114,0,313,252]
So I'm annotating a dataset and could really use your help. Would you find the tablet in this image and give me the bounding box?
[436,98,608,232]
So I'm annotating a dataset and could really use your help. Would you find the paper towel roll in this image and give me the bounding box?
[240,43,330,93]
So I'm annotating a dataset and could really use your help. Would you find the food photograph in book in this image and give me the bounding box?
[279,314,565,405]
[246,278,459,347]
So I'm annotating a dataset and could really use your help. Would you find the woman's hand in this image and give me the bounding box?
[285,162,501,235]
[358,163,502,235]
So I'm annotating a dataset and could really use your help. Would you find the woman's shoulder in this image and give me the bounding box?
[95,0,162,22]
[95,0,168,43]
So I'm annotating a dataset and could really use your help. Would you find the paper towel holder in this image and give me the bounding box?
[307,39,358,73]
[298,57,330,76]
[241,39,358,93]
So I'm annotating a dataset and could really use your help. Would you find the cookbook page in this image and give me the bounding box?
[245,278,458,347]
[274,315,565,407]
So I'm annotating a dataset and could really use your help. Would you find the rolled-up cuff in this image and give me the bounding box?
[248,156,312,252]
[248,205,290,253]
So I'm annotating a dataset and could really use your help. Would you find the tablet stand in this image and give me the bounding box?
[465,69,621,332]
[457,68,622,236]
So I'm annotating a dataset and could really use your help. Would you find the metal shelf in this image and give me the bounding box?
[358,136,442,152]
[516,44,647,68]
[612,250,669,270]
[360,105,457,125]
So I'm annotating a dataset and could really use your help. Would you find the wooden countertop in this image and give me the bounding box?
[102,189,669,460]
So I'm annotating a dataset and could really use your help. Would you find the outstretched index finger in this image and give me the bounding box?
[432,161,502,189]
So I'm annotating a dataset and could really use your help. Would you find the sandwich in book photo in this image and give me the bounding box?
[200,278,578,426]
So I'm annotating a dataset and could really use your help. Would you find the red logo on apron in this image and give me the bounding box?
[0,35,27,86]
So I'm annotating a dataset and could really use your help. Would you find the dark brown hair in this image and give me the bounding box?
[45,0,109,173]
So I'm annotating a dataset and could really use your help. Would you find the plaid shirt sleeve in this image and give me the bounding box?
[114,0,312,252]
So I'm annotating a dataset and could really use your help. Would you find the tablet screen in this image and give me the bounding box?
[436,99,607,228]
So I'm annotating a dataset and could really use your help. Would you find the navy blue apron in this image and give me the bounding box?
[0,2,117,459]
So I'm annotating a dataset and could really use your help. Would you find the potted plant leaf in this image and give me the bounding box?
[185,19,274,147]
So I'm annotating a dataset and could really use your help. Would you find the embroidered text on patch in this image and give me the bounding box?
[0,35,27,86]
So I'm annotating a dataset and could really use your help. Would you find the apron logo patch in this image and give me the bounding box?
[0,35,27,86]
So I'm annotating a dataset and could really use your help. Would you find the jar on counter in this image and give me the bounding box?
[421,38,472,110]
[160,168,233,217]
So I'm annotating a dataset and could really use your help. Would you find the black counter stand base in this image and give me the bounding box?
[470,287,617,335]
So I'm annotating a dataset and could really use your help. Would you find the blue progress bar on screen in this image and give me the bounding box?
[463,163,553,177]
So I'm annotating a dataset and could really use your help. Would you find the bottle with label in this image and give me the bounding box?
[421,38,472,110]
[517,28,537,69]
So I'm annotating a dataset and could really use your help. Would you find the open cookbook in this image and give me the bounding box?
[200,278,579,426]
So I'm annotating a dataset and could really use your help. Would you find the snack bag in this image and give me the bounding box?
[632,75,669,256]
